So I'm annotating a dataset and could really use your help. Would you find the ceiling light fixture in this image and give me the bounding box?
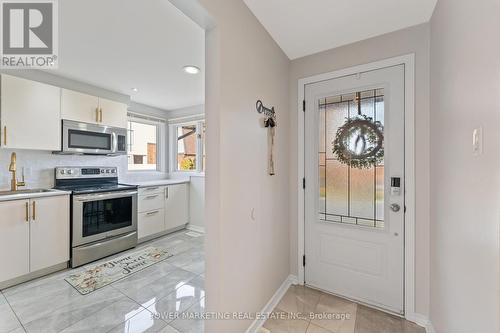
[131,88,139,92]
[183,65,200,75]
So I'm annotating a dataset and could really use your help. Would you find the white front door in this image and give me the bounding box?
[304,65,405,314]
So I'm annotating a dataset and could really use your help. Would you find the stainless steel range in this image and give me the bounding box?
[54,167,138,267]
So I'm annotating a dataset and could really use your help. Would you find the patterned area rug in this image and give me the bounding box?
[65,247,172,295]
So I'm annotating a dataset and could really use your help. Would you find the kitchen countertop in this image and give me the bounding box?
[126,179,190,188]
[0,189,72,202]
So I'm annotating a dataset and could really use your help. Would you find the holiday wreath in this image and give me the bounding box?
[332,114,384,169]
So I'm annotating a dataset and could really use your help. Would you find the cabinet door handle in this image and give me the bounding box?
[3,126,6,146]
[95,108,99,122]
[145,195,158,200]
[99,108,103,123]
[25,202,29,222]
[32,201,36,221]
[165,187,169,199]
[146,210,160,216]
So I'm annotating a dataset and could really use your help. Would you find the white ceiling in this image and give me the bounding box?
[54,0,204,111]
[243,0,437,59]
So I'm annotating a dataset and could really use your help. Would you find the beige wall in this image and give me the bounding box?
[288,23,431,316]
[200,0,291,332]
[429,0,500,332]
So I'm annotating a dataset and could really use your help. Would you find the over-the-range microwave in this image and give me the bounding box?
[55,119,127,155]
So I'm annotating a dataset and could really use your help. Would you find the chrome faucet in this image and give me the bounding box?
[9,152,26,191]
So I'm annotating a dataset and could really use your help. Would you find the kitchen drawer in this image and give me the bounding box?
[138,186,165,196]
[138,192,164,213]
[138,209,165,239]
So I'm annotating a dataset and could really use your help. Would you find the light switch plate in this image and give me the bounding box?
[472,127,483,155]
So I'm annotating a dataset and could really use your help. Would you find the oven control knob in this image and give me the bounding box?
[100,169,105,174]
[111,169,116,173]
[68,169,74,175]
[106,169,111,173]
[60,169,65,175]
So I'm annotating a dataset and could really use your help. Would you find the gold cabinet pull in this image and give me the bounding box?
[3,126,6,146]
[32,201,36,221]
[95,108,99,122]
[99,108,103,123]
[25,202,29,222]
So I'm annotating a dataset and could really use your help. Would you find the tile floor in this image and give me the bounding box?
[0,230,205,333]
[260,285,425,333]
[0,230,424,333]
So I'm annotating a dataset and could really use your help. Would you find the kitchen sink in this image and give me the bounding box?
[0,189,57,196]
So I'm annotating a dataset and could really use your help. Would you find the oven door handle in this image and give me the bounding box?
[73,190,138,202]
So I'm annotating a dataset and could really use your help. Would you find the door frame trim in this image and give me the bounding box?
[297,54,415,318]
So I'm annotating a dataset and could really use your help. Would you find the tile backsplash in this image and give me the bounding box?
[0,149,168,189]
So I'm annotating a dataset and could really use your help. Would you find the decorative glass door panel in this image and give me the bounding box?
[318,89,385,228]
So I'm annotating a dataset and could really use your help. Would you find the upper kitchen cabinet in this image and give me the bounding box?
[98,97,128,128]
[61,89,128,128]
[61,89,99,124]
[1,75,61,151]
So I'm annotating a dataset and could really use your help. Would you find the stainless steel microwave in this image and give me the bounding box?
[58,119,127,155]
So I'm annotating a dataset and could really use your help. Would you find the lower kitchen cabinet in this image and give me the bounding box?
[29,196,70,272]
[0,195,70,285]
[0,200,30,283]
[137,183,189,242]
[165,184,189,230]
[138,209,166,239]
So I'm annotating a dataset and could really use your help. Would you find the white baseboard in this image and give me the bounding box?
[288,275,299,285]
[186,224,205,233]
[406,312,435,333]
[425,322,436,333]
[245,275,298,333]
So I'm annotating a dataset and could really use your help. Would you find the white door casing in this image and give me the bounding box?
[298,55,416,319]
[304,65,405,314]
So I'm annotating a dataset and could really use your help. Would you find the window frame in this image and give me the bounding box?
[169,118,205,174]
[127,114,166,172]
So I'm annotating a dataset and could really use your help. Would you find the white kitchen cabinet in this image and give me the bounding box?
[61,89,128,128]
[98,98,128,128]
[0,200,30,283]
[165,184,189,230]
[0,195,70,286]
[1,75,61,150]
[138,186,165,197]
[137,183,189,242]
[29,196,70,272]
[138,190,165,213]
[138,209,166,239]
[61,89,100,124]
